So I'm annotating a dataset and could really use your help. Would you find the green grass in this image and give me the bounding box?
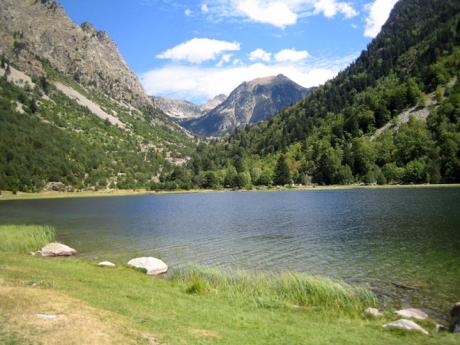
[0,225,55,253]
[0,226,458,344]
[170,266,376,316]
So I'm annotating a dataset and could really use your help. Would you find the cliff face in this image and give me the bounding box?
[183,74,312,137]
[0,0,151,108]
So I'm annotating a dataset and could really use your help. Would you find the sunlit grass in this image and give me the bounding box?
[170,265,376,316]
[0,225,55,253]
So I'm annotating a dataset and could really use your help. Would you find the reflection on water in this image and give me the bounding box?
[1,188,459,316]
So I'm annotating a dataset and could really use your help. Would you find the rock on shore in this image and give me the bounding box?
[396,308,429,320]
[383,319,429,335]
[40,243,77,257]
[127,257,168,275]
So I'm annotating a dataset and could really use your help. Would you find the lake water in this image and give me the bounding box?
[1,188,459,317]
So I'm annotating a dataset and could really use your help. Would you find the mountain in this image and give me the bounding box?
[152,96,203,119]
[182,74,312,137]
[0,0,194,192]
[152,94,226,120]
[200,94,227,113]
[161,0,460,189]
[0,0,153,109]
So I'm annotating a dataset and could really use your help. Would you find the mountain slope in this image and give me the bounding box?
[0,0,150,109]
[0,0,194,192]
[161,0,460,188]
[183,74,312,137]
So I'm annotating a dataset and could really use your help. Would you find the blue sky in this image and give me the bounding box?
[60,0,398,103]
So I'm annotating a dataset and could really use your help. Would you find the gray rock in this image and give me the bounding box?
[449,302,460,333]
[127,257,168,276]
[396,308,429,320]
[98,261,116,267]
[383,319,429,335]
[40,242,77,257]
[365,307,383,318]
[35,313,63,321]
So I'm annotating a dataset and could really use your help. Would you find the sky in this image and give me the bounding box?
[60,0,399,104]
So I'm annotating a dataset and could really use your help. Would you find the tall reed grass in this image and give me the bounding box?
[170,266,376,316]
[0,225,55,253]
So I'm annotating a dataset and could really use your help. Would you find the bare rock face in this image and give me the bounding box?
[40,243,77,257]
[0,0,151,108]
[127,257,168,276]
[396,308,429,320]
[183,74,312,136]
[450,302,460,333]
[383,319,429,335]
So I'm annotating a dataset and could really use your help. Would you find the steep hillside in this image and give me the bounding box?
[183,74,311,137]
[160,0,460,189]
[0,0,194,192]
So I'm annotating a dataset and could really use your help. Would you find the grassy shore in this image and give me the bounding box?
[0,225,458,344]
[1,183,460,201]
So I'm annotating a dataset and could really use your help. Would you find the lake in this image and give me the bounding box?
[1,187,459,317]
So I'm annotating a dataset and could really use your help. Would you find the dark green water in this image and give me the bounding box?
[1,188,459,317]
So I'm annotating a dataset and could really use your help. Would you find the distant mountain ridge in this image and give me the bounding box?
[182,74,312,137]
[152,94,227,120]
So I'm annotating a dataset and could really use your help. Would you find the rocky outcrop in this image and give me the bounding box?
[40,243,77,257]
[0,0,151,108]
[183,74,312,136]
[383,319,429,335]
[127,257,168,275]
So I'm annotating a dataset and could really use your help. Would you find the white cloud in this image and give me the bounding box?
[364,0,398,38]
[201,3,209,13]
[249,48,272,62]
[184,8,193,16]
[156,38,240,64]
[237,0,297,28]
[216,53,233,67]
[141,54,356,102]
[275,48,309,62]
[201,1,358,28]
[313,0,358,18]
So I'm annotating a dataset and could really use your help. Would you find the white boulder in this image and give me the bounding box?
[365,307,383,317]
[396,308,429,320]
[40,242,77,257]
[383,319,429,335]
[98,261,116,267]
[127,257,168,275]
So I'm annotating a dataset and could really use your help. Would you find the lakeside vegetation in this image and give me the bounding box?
[0,225,54,253]
[0,225,458,344]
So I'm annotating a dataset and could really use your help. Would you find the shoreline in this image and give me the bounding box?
[1,183,460,201]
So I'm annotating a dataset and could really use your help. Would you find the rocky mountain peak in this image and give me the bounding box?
[0,0,152,109]
[182,74,313,136]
